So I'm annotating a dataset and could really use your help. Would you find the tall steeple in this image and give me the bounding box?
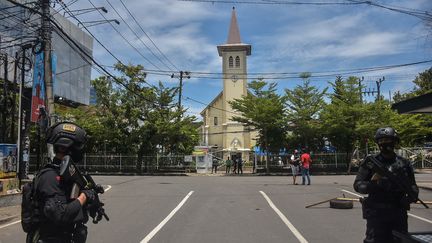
[217,7,251,57]
[227,7,241,44]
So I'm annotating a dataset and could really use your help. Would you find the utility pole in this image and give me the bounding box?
[178,71,183,111]
[10,52,18,142]
[17,46,27,180]
[41,0,55,160]
[376,76,385,101]
[358,76,364,103]
[2,52,7,142]
[41,0,54,125]
[171,71,190,111]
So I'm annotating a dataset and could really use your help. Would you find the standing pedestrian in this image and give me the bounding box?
[212,156,219,174]
[289,150,300,185]
[300,150,312,185]
[232,157,237,174]
[354,127,419,243]
[237,157,243,174]
[225,156,232,174]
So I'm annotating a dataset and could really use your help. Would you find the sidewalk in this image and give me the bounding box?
[0,205,20,226]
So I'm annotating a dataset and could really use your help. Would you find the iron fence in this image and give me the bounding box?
[29,154,195,174]
[27,148,432,174]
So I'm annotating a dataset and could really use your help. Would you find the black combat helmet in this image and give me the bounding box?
[46,122,87,162]
[374,127,400,143]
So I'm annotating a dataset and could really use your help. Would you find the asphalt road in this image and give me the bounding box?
[0,174,431,243]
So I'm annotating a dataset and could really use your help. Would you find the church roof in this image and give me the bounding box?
[200,91,223,115]
[227,7,241,44]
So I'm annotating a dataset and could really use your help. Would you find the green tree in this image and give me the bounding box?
[393,67,432,102]
[284,73,327,150]
[229,80,287,172]
[92,63,199,171]
[320,76,363,153]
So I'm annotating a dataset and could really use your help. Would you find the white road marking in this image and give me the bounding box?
[0,220,21,229]
[259,191,308,243]
[140,191,194,243]
[408,213,432,224]
[104,185,112,192]
[340,189,432,224]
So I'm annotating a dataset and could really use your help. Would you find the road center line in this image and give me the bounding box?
[259,191,308,243]
[340,189,432,224]
[0,220,21,229]
[140,191,194,243]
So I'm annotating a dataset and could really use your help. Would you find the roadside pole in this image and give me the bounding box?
[41,0,55,160]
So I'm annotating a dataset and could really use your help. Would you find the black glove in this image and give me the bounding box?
[82,189,97,204]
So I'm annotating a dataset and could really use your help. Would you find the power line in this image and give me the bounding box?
[347,0,432,21]
[180,0,432,21]
[104,0,175,71]
[184,96,242,116]
[118,0,180,71]
[50,20,165,108]
[134,59,432,77]
[84,0,162,71]
[179,0,367,5]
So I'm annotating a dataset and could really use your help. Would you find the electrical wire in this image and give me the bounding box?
[104,0,175,71]
[84,0,162,71]
[179,0,368,5]
[184,96,242,115]
[118,0,180,71]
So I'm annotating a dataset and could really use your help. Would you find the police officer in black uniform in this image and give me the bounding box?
[29,122,97,243]
[354,127,419,243]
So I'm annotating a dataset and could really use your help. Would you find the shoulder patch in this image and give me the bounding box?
[62,124,77,132]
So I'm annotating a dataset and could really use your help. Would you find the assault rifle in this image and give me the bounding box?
[60,155,110,223]
[366,155,429,209]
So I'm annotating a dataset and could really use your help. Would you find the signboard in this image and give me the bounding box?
[31,53,57,122]
[0,144,17,179]
[31,52,46,122]
[195,155,211,173]
[192,146,209,155]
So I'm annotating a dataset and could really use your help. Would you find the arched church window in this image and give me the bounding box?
[235,56,240,68]
[214,117,218,126]
[229,56,233,68]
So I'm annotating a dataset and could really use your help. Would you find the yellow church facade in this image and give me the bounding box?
[200,8,258,162]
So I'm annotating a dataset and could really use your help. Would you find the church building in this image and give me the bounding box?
[200,8,257,162]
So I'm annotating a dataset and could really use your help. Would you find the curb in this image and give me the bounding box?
[0,193,22,208]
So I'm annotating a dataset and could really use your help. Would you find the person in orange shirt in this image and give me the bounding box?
[300,150,312,185]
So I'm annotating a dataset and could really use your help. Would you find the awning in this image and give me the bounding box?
[391,92,432,114]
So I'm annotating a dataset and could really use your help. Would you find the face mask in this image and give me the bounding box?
[379,142,395,154]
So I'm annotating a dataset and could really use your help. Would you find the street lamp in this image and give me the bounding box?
[78,19,120,28]
[66,7,108,17]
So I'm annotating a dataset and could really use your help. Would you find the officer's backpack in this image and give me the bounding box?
[21,167,53,233]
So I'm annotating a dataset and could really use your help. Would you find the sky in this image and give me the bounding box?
[60,0,432,118]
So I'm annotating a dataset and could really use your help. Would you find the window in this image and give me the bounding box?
[235,56,240,67]
[228,56,233,68]
[214,117,218,126]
